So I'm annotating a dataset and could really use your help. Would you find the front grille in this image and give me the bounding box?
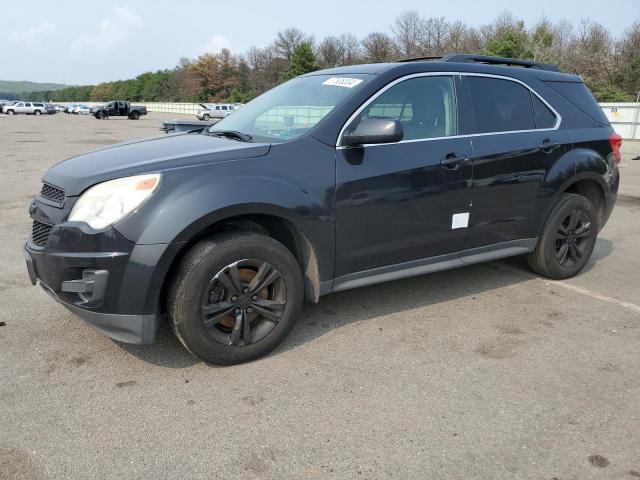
[40,183,65,205]
[31,220,53,247]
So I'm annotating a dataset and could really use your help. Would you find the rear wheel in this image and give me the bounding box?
[168,233,303,365]
[527,193,598,279]
[129,111,140,120]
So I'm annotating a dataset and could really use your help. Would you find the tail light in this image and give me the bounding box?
[609,131,622,164]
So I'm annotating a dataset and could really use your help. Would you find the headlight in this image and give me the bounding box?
[68,174,160,229]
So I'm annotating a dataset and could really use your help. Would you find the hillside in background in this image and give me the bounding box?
[0,80,72,99]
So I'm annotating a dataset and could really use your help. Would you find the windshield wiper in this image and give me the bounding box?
[205,130,253,142]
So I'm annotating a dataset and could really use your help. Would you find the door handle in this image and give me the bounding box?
[539,139,561,152]
[441,153,470,170]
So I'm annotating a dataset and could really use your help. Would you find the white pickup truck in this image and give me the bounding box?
[196,103,243,121]
[2,101,47,115]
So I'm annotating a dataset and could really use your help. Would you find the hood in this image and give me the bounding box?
[43,133,271,196]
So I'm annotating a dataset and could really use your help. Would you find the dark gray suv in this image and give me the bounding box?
[25,55,620,364]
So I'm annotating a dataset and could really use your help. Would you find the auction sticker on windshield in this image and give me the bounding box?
[322,77,364,88]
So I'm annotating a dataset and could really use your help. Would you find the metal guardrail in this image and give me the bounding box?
[56,101,640,140]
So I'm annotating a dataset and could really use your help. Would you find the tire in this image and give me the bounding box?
[34,110,41,116]
[95,111,104,119]
[202,114,210,121]
[168,232,303,365]
[527,193,598,280]
[6,110,14,115]
[129,111,140,120]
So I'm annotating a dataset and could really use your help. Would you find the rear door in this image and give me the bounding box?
[335,74,473,277]
[461,75,570,248]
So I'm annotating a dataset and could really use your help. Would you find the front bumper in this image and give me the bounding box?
[24,208,181,345]
[35,273,157,344]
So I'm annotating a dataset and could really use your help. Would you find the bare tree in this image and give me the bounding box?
[340,33,362,65]
[392,10,426,58]
[274,28,311,60]
[423,17,450,55]
[362,32,398,62]
[317,36,346,67]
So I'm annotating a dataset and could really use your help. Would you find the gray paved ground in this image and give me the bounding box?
[1,112,639,480]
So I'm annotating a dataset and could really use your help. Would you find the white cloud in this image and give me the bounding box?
[195,35,233,57]
[69,6,143,59]
[9,21,58,49]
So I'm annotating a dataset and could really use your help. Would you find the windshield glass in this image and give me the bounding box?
[208,74,373,142]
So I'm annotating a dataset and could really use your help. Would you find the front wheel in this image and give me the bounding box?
[168,233,303,365]
[202,113,210,121]
[527,193,598,279]
[34,110,41,115]
[6,110,14,115]
[95,111,104,119]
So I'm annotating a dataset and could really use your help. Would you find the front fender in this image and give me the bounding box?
[114,139,336,285]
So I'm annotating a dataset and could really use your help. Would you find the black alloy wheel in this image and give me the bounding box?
[555,209,592,267]
[201,259,286,347]
[527,193,598,279]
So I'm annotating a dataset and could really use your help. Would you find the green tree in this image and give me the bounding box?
[282,43,317,80]
[484,21,533,59]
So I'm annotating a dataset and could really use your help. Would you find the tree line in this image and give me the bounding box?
[7,12,640,103]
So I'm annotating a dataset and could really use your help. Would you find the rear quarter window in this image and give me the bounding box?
[544,81,608,125]
[532,95,557,128]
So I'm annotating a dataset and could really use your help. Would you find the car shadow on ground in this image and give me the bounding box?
[116,238,613,368]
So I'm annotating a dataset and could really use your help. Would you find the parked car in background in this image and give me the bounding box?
[52,104,65,113]
[2,101,46,115]
[73,105,91,115]
[44,104,57,115]
[196,103,242,121]
[64,104,77,113]
[91,100,148,120]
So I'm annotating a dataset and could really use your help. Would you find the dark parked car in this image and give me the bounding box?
[44,104,57,115]
[25,54,620,364]
[91,100,147,119]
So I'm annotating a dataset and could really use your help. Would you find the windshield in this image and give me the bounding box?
[208,74,373,142]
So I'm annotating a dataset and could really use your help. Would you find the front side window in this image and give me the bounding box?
[209,74,373,143]
[467,77,535,133]
[352,76,457,141]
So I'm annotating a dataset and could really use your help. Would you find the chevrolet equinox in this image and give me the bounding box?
[25,54,620,364]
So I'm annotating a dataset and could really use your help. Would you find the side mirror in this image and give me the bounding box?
[342,118,403,147]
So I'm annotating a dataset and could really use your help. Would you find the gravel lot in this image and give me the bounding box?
[1,112,639,480]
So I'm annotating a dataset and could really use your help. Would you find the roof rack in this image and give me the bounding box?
[398,54,560,72]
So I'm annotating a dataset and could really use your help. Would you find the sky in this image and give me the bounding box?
[1,0,638,85]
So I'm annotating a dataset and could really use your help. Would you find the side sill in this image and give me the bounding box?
[330,238,537,294]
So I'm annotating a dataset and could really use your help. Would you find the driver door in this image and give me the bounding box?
[335,75,473,278]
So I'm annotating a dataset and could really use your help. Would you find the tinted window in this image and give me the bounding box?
[532,95,556,128]
[544,81,608,125]
[355,76,457,140]
[467,77,535,133]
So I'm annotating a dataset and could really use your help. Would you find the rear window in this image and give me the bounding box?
[467,77,535,133]
[545,81,608,125]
